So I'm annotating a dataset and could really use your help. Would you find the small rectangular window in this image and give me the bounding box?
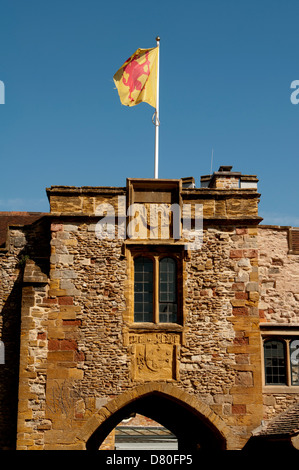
[289,229,299,254]
[134,257,153,322]
[132,250,182,325]
[264,340,286,385]
[159,258,177,323]
[263,335,299,387]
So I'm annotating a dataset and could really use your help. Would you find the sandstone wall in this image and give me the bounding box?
[12,215,263,450]
[182,226,262,432]
[258,226,299,421]
[0,217,49,449]
[258,226,299,324]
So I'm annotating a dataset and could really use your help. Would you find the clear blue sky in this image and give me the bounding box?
[0,0,298,226]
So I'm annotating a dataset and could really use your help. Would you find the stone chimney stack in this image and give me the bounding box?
[200,166,258,190]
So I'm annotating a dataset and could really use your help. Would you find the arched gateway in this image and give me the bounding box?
[76,383,232,450]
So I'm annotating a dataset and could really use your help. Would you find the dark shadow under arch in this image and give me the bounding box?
[86,391,227,451]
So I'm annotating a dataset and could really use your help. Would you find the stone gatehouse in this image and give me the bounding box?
[0,166,299,450]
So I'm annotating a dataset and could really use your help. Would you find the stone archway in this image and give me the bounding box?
[76,383,234,450]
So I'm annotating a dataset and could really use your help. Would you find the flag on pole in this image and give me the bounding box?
[113,47,158,108]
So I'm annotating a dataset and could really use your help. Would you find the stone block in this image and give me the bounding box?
[235,354,250,364]
[64,238,78,246]
[60,339,78,350]
[64,224,79,232]
[52,269,77,280]
[48,351,75,362]
[50,279,60,290]
[235,371,253,387]
[50,254,74,265]
[235,292,248,300]
[14,236,26,247]
[243,249,258,259]
[232,282,245,291]
[47,367,70,379]
[48,288,67,297]
[60,279,76,291]
[231,299,246,307]
[249,271,259,282]
[232,404,246,414]
[201,199,215,217]
[268,267,280,274]
[68,368,84,379]
[50,195,82,213]
[51,224,63,232]
[232,307,249,316]
[96,397,108,409]
[230,250,244,259]
[249,291,259,302]
[263,395,276,406]
[245,282,259,292]
[238,258,251,268]
[58,296,73,305]
[60,306,79,320]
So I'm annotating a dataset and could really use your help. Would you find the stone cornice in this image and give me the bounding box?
[182,188,260,199]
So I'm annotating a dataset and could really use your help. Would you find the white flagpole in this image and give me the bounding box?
[154,36,160,179]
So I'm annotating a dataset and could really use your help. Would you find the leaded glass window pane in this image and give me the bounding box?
[290,339,299,386]
[134,257,153,322]
[264,340,286,385]
[159,257,177,323]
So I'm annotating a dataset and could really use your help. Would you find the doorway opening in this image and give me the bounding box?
[86,390,226,451]
[101,413,178,450]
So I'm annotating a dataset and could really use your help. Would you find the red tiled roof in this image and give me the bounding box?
[0,212,46,247]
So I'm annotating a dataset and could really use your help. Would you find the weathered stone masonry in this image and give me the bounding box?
[0,166,299,450]
[0,214,49,450]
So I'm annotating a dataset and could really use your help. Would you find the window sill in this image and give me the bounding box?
[263,385,299,393]
[128,322,184,332]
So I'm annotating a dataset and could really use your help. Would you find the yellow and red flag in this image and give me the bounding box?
[113,47,158,108]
